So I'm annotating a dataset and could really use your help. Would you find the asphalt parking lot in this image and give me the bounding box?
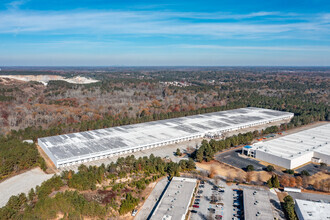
[216,148,266,171]
[190,180,225,220]
[296,163,330,175]
[189,179,245,220]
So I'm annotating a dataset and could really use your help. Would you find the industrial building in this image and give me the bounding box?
[38,107,293,168]
[150,177,197,220]
[243,189,274,220]
[248,123,330,169]
[295,199,330,220]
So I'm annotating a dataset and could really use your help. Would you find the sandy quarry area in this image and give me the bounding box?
[0,75,99,85]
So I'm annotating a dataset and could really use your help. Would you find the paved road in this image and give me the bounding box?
[288,191,330,202]
[296,163,330,176]
[0,168,53,207]
[135,177,169,220]
[216,148,266,171]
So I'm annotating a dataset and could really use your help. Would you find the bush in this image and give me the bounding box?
[300,170,310,176]
[175,148,182,156]
[246,165,254,172]
[266,175,279,188]
[266,165,275,172]
[119,193,139,215]
[284,169,294,175]
[283,195,298,220]
[320,162,327,169]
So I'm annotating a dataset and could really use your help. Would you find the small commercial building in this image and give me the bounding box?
[295,199,330,220]
[243,189,274,220]
[150,177,197,220]
[250,123,330,169]
[38,107,293,168]
[284,187,301,193]
[242,145,254,157]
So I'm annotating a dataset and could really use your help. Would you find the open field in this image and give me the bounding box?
[196,160,272,183]
[0,168,53,207]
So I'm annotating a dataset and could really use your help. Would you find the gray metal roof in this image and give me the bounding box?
[38,107,293,162]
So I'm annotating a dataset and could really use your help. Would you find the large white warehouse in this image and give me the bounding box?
[295,199,330,220]
[250,123,330,169]
[38,107,293,168]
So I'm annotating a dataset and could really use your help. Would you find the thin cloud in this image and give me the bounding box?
[6,0,29,10]
[179,44,330,52]
[0,10,329,40]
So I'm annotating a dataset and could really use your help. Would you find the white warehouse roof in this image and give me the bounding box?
[252,123,330,169]
[151,177,197,220]
[295,199,330,220]
[38,107,293,167]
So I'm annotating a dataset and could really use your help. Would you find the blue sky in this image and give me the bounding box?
[0,0,329,66]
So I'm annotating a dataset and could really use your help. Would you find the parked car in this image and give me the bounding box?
[191,210,197,213]
[131,209,137,216]
[215,215,223,220]
[193,205,199,208]
[208,208,215,213]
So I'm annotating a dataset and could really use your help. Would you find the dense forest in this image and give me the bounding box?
[0,154,196,219]
[0,67,329,180]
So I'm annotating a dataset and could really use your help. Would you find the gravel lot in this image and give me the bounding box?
[0,168,53,207]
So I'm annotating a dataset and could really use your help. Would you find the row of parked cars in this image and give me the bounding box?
[191,180,225,219]
[232,189,243,220]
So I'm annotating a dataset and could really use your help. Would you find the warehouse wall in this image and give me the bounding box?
[255,150,292,169]
[38,140,58,167]
[290,152,314,169]
[314,151,330,165]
